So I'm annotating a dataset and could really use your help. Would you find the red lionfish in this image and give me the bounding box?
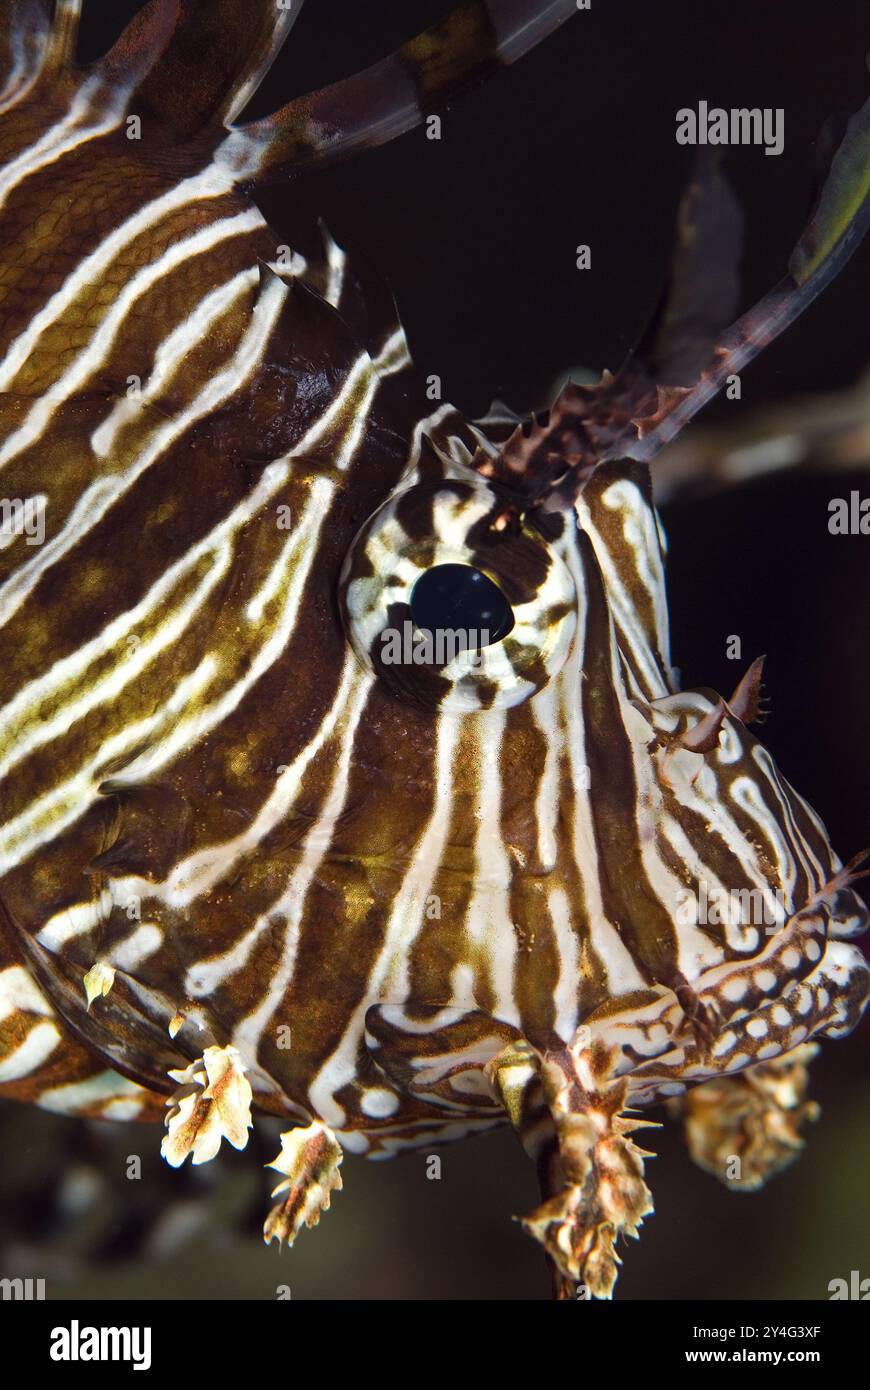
[0,0,868,1301]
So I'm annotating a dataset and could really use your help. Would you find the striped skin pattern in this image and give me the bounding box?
[0,2,868,1298]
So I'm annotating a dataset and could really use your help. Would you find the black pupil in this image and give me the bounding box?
[410,564,514,648]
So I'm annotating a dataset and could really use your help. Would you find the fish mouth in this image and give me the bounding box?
[561,879,870,1112]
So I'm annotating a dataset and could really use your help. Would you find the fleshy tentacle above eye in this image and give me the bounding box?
[619,88,870,464]
[485,80,870,505]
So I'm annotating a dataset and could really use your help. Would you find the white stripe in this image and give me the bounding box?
[380,715,460,1004]
[108,924,163,972]
[308,714,460,1125]
[231,669,374,1067]
[659,813,776,953]
[558,532,646,995]
[0,965,54,1022]
[163,639,357,911]
[0,22,46,112]
[752,743,827,888]
[400,403,460,488]
[549,887,580,1040]
[323,230,347,307]
[185,915,274,1000]
[0,209,264,470]
[5,321,384,872]
[374,325,411,374]
[36,889,113,950]
[0,79,125,216]
[222,3,304,125]
[286,349,373,470]
[0,1021,61,1081]
[465,711,520,1024]
[0,268,266,628]
[0,661,215,872]
[38,1069,146,1114]
[577,492,669,701]
[0,162,238,394]
[91,266,263,459]
[667,753,802,922]
[0,460,290,778]
[531,683,561,871]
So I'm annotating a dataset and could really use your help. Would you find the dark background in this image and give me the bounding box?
[1,0,869,1300]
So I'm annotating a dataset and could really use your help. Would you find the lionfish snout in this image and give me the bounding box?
[636,688,870,1058]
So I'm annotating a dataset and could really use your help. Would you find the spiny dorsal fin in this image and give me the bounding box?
[628,153,744,390]
[134,0,302,138]
[0,0,183,104]
[228,0,578,179]
[92,0,181,95]
[0,0,51,103]
[41,0,81,74]
[3,1,300,131]
[3,1,578,177]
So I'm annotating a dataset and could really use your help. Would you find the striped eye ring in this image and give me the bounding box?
[339,476,577,711]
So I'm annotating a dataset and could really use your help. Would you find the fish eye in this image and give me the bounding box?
[409,563,515,648]
[339,476,577,711]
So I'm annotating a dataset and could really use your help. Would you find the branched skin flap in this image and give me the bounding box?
[0,1,868,1298]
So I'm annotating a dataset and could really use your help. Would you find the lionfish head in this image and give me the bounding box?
[339,394,870,1071]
